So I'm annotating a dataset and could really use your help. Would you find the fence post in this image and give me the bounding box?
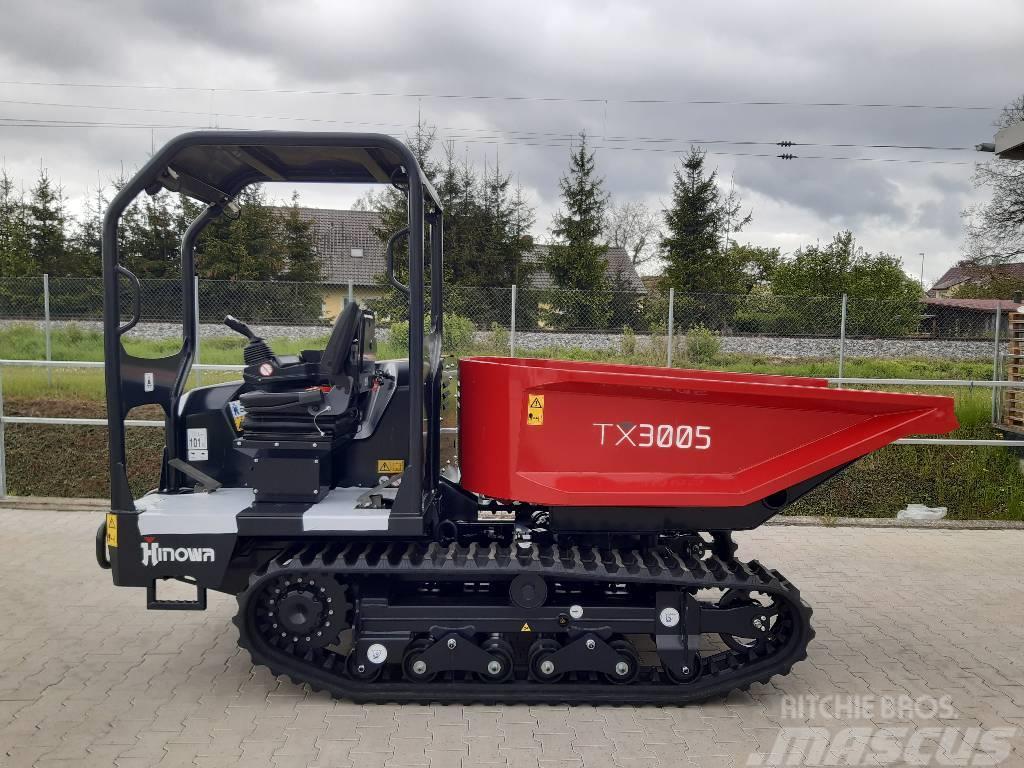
[0,369,6,499]
[666,287,675,368]
[510,284,517,356]
[993,302,1002,423]
[43,273,52,387]
[347,279,353,306]
[194,275,202,387]
[837,293,848,387]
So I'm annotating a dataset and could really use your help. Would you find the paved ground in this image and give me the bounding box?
[1,509,1023,767]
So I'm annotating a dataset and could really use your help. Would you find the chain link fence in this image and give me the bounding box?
[0,275,1016,365]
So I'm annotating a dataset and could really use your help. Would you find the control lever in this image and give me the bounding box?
[224,315,258,341]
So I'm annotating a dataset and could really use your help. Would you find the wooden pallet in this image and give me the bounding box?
[1002,403,1024,426]
[997,313,1024,431]
[1005,345,1024,359]
[1009,312,1024,342]
[1005,389,1024,411]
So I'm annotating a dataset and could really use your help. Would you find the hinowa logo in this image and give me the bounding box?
[140,537,215,566]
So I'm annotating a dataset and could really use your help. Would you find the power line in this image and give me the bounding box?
[0,117,975,165]
[441,136,974,165]
[0,98,977,154]
[0,78,999,111]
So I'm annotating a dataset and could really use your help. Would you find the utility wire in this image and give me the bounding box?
[0,98,977,154]
[0,117,975,165]
[0,79,999,111]
[444,136,974,165]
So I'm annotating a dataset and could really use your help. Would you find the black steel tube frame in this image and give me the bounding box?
[102,131,443,518]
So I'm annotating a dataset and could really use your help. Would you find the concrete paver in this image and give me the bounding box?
[1,509,1022,767]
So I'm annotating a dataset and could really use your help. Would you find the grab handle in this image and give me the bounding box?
[116,264,142,335]
[385,227,411,297]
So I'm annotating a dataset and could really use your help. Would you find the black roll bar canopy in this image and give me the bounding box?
[102,131,444,524]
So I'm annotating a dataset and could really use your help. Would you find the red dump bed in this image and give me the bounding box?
[458,357,958,508]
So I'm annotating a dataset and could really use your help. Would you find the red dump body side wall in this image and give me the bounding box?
[458,357,958,508]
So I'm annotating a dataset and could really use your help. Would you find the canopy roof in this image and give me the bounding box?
[142,131,440,207]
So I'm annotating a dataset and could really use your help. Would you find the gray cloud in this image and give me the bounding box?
[734,157,906,226]
[0,0,1021,277]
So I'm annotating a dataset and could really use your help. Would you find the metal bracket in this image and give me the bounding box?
[655,591,700,679]
[542,633,622,676]
[414,632,494,676]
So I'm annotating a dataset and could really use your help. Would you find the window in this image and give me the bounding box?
[350,248,364,259]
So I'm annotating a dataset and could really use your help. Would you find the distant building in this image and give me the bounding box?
[920,297,1016,338]
[928,262,1024,298]
[275,207,645,319]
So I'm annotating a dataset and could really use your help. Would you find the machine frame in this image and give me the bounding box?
[95,130,956,702]
[101,131,445,527]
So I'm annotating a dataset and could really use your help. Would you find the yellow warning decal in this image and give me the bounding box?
[105,513,118,548]
[377,459,405,473]
[520,622,532,632]
[526,394,544,426]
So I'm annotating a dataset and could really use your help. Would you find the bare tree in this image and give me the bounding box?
[964,95,1024,264]
[604,200,662,268]
[719,175,752,252]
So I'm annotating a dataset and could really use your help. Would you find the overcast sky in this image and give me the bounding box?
[1,0,1022,284]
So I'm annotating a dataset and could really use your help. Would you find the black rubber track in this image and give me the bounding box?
[235,541,814,705]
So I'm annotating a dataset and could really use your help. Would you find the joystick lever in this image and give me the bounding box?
[224,315,258,341]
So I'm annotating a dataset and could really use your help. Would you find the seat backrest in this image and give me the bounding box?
[320,300,361,382]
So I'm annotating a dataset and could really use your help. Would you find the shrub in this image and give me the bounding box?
[490,322,510,354]
[732,309,771,335]
[647,332,667,366]
[389,320,410,351]
[386,313,475,356]
[620,325,636,356]
[443,313,476,355]
[685,324,721,364]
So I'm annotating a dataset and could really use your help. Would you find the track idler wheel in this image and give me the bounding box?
[403,638,436,683]
[347,652,382,682]
[717,589,780,654]
[528,639,563,683]
[480,637,514,683]
[604,639,640,685]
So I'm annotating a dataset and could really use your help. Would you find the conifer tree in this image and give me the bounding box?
[544,132,610,329]
[660,147,750,294]
[0,169,32,276]
[278,192,319,282]
[71,183,107,277]
[26,168,71,276]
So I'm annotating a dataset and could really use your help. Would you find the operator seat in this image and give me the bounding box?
[320,299,362,387]
[238,301,366,442]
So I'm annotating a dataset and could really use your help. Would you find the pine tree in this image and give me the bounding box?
[278,192,319,282]
[0,169,32,277]
[660,147,750,294]
[369,124,534,327]
[544,133,610,329]
[26,167,72,276]
[71,183,107,277]
[197,185,281,280]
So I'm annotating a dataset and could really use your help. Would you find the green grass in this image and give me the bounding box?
[2,323,1021,519]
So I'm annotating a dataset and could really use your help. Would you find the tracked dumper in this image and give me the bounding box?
[98,131,957,703]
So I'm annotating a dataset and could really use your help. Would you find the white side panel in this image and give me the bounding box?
[302,487,390,532]
[137,487,254,535]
